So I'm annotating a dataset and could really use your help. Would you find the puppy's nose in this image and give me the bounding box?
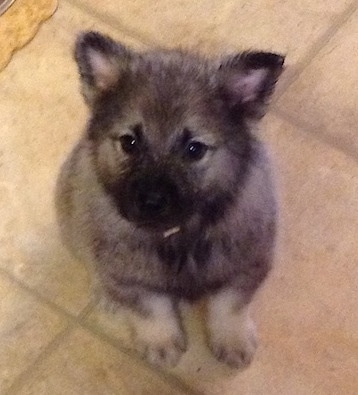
[137,188,169,216]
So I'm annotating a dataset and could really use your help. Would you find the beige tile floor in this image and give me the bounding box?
[1,0,358,393]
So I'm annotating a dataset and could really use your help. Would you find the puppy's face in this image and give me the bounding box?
[75,32,284,231]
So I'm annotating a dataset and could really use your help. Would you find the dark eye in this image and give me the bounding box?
[119,134,138,154]
[185,141,208,161]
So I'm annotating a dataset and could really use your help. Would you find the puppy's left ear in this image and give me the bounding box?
[218,51,285,119]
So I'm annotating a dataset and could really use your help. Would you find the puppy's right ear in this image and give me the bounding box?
[218,51,285,119]
[74,31,131,105]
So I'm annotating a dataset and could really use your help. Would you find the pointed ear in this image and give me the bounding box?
[74,31,132,105]
[218,51,285,118]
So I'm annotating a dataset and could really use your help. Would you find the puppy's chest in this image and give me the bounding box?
[154,230,231,274]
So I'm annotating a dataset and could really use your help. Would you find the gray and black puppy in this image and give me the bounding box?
[56,31,284,369]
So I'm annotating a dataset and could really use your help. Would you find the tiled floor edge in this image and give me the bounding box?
[5,326,74,395]
[0,269,200,395]
[0,267,92,322]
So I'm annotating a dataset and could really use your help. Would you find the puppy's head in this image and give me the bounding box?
[75,31,284,231]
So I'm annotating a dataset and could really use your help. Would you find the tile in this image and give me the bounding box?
[261,115,358,392]
[75,0,351,62]
[263,115,358,328]
[88,116,358,394]
[0,273,66,393]
[0,2,145,315]
[277,9,358,155]
[0,226,92,317]
[17,328,186,395]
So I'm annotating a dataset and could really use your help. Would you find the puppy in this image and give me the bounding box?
[55,31,284,369]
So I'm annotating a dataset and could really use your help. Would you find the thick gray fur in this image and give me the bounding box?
[55,31,284,368]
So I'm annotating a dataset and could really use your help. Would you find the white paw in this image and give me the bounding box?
[136,332,187,368]
[132,310,187,368]
[209,317,258,369]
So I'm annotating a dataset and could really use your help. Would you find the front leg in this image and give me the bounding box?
[102,285,187,368]
[207,288,258,369]
[131,292,187,368]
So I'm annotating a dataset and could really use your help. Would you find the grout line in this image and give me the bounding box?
[64,0,158,48]
[0,268,201,395]
[5,324,74,395]
[274,0,358,101]
[0,267,95,323]
[0,266,97,394]
[271,107,358,164]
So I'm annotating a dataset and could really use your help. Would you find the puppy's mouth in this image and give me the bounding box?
[133,215,186,233]
[114,194,192,232]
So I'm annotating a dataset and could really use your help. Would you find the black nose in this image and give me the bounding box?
[137,189,169,215]
[132,176,179,220]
